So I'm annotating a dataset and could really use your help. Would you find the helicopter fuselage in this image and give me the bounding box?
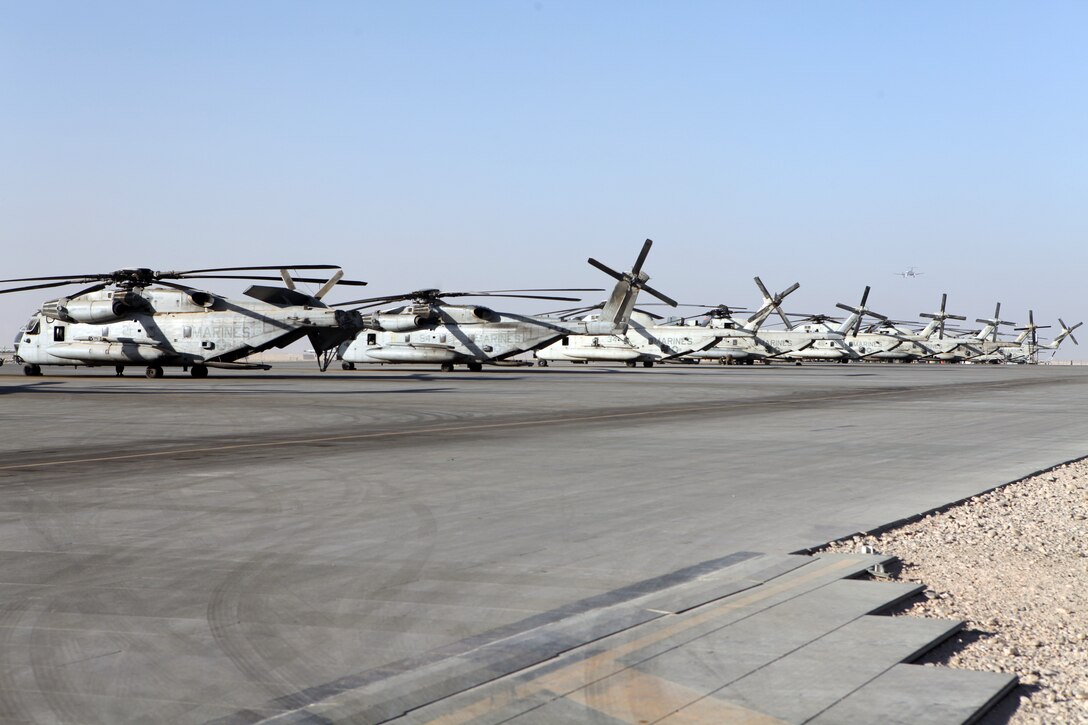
[338,304,619,367]
[537,316,851,365]
[14,286,359,375]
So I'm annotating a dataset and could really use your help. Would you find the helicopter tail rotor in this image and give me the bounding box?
[919,293,967,340]
[588,239,677,308]
[745,278,800,331]
[975,302,1015,342]
[1013,310,1051,348]
[1054,319,1082,346]
[834,285,889,337]
[587,239,677,333]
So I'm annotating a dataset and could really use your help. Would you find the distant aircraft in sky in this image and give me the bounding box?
[896,266,923,279]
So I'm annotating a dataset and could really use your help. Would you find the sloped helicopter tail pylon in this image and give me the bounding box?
[251,267,364,369]
[224,265,363,369]
[586,239,677,334]
[243,267,349,308]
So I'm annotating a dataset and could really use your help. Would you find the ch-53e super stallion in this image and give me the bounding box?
[536,277,854,366]
[2,265,368,378]
[969,311,1081,364]
[834,295,1077,365]
[332,239,676,372]
[534,277,796,366]
[828,287,939,362]
[855,293,1005,363]
[917,302,1025,363]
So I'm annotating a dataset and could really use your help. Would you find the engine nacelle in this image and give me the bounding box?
[44,291,149,323]
[187,291,215,308]
[365,313,429,332]
[472,306,497,322]
[62,300,123,323]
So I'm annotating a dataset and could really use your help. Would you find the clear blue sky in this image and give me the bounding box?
[2,2,1085,354]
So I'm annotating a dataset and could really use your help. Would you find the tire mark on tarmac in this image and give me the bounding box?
[0,377,1067,474]
[202,467,440,709]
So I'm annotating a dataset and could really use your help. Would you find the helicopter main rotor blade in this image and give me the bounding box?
[51,281,114,300]
[539,303,602,317]
[0,274,110,284]
[466,288,605,293]
[180,274,368,286]
[164,264,344,277]
[440,292,585,302]
[154,280,203,294]
[633,307,665,320]
[330,293,417,308]
[436,290,585,300]
[0,278,105,294]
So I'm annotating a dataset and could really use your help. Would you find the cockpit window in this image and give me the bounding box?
[23,318,40,335]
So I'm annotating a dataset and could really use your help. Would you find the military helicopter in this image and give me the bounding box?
[917,302,1019,363]
[2,265,368,378]
[827,286,936,362]
[533,277,792,367]
[333,239,676,372]
[700,278,850,364]
[532,303,748,368]
[536,277,850,366]
[975,312,1081,364]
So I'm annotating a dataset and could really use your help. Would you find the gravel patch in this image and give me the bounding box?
[823,459,1088,724]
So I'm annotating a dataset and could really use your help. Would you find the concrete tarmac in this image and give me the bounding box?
[0,362,1085,722]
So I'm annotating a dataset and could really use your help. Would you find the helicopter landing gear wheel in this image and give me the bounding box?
[145,365,164,379]
[341,361,355,371]
[466,362,483,372]
[537,360,548,367]
[625,360,636,368]
[440,363,455,372]
[23,364,42,376]
[642,361,654,368]
[115,365,125,376]
[190,364,208,378]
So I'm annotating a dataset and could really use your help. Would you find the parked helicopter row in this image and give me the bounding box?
[532,287,1081,368]
[1,241,672,377]
[1,242,1078,378]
